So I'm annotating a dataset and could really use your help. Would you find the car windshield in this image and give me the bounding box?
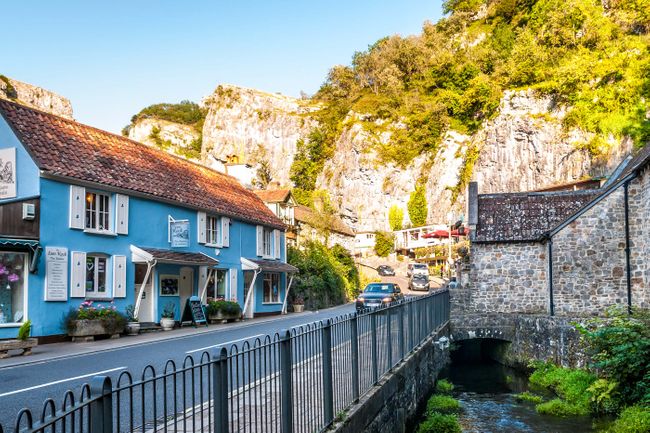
[364,284,394,293]
[413,264,427,269]
[413,275,428,281]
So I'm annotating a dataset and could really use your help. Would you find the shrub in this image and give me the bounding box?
[17,320,31,340]
[207,301,241,316]
[609,405,650,433]
[388,205,404,231]
[374,231,395,257]
[515,392,545,404]
[536,398,587,416]
[407,184,428,227]
[528,362,596,412]
[426,395,461,415]
[416,413,461,433]
[435,379,455,394]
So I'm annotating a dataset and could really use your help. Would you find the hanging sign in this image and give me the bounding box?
[0,147,16,199]
[45,247,68,301]
[169,218,190,248]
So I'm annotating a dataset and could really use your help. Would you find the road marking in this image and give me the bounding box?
[185,334,265,354]
[0,366,126,398]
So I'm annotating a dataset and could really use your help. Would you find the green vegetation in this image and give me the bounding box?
[426,395,461,415]
[206,301,242,316]
[287,241,360,309]
[528,361,596,415]
[407,183,428,227]
[373,231,395,257]
[609,405,650,433]
[388,205,404,231]
[253,159,273,188]
[289,128,336,201]
[416,413,462,433]
[435,379,455,395]
[417,390,462,433]
[17,320,31,341]
[0,75,17,99]
[289,0,650,197]
[514,391,545,404]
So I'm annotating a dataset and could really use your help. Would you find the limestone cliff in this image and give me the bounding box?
[127,117,201,160]
[0,75,73,119]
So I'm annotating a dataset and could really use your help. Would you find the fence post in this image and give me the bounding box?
[398,303,405,359]
[370,312,379,385]
[350,314,360,402]
[408,300,414,351]
[322,319,334,426]
[386,307,393,369]
[279,329,293,433]
[89,376,113,433]
[212,347,229,433]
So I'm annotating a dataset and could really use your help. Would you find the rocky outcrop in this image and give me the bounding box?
[0,76,73,119]
[127,117,200,154]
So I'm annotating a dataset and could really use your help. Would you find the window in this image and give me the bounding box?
[206,269,227,301]
[206,215,221,245]
[0,252,26,325]
[85,192,111,231]
[263,273,280,303]
[86,255,108,296]
[263,228,272,257]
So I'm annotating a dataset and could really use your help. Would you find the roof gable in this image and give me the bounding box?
[0,99,284,229]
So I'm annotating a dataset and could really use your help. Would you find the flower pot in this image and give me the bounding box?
[68,319,125,342]
[293,304,305,313]
[125,322,140,336]
[160,317,175,331]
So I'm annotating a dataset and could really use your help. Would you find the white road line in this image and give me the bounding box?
[185,334,265,354]
[0,366,126,398]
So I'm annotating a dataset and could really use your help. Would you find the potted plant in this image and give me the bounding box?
[206,300,241,323]
[0,320,37,359]
[160,302,176,331]
[64,301,126,342]
[124,304,140,336]
[292,296,305,313]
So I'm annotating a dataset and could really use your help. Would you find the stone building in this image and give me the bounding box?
[464,146,650,316]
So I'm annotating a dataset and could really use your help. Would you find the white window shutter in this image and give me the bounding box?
[229,269,238,301]
[256,226,264,256]
[221,217,230,248]
[113,255,127,298]
[273,229,281,259]
[115,194,129,235]
[197,211,207,244]
[70,251,86,297]
[69,185,85,229]
[199,266,208,303]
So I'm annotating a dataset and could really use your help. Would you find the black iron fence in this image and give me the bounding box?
[4,290,449,433]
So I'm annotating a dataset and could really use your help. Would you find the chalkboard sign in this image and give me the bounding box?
[181,296,208,327]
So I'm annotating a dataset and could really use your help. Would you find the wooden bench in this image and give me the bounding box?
[0,338,37,359]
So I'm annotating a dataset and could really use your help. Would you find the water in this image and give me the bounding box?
[439,362,596,433]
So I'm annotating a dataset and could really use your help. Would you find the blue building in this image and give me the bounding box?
[0,99,297,340]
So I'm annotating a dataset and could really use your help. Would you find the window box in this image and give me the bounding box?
[67,318,125,342]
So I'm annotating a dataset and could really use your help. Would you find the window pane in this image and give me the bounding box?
[85,193,96,229]
[97,258,106,293]
[86,257,95,292]
[0,252,26,324]
[216,270,226,297]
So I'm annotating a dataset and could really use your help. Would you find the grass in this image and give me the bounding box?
[435,379,454,395]
[426,395,461,415]
[514,392,545,404]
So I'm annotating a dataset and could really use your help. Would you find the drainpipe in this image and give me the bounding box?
[548,239,554,316]
[624,181,632,314]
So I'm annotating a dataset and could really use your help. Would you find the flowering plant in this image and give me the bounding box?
[76,300,120,320]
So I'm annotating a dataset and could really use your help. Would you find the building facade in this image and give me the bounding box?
[0,100,296,339]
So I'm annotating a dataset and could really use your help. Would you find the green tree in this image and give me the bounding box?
[408,184,428,227]
[374,231,395,257]
[388,205,404,231]
[253,160,273,189]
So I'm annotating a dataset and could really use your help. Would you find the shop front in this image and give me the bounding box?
[240,258,298,318]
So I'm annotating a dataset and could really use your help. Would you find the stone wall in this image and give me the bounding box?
[552,189,628,315]
[330,327,450,433]
[468,242,548,314]
[628,167,650,309]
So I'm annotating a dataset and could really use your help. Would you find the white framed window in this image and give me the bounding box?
[263,273,281,303]
[0,251,28,326]
[85,255,108,297]
[85,191,111,232]
[263,228,272,257]
[206,215,221,246]
[206,269,228,301]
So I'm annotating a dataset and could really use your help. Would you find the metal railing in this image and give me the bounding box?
[4,290,449,433]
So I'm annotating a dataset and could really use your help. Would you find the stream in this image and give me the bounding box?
[439,362,598,433]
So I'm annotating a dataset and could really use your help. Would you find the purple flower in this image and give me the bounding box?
[7,274,19,283]
[0,265,7,275]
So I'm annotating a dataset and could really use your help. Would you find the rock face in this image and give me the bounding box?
[129,85,632,232]
[0,76,73,119]
[127,117,200,157]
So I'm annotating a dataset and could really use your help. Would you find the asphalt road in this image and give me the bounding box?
[0,303,359,427]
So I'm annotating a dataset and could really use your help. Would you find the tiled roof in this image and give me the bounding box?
[614,143,650,182]
[140,248,218,265]
[253,189,292,203]
[294,205,355,237]
[0,99,285,229]
[474,190,600,243]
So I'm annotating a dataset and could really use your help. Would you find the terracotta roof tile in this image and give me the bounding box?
[253,189,292,203]
[0,99,285,229]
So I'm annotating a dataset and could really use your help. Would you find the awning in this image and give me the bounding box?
[241,257,299,273]
[130,245,218,266]
[0,238,40,249]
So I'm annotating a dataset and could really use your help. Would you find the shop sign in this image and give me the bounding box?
[0,147,16,199]
[45,247,68,301]
[170,219,190,248]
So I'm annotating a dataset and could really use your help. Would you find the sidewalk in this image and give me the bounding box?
[0,312,313,370]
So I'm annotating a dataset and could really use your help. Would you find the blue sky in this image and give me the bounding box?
[2,1,441,133]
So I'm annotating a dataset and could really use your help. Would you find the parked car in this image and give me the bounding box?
[409,274,430,291]
[407,263,429,278]
[377,265,396,276]
[356,283,404,312]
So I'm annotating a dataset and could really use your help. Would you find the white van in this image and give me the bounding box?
[407,263,429,277]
